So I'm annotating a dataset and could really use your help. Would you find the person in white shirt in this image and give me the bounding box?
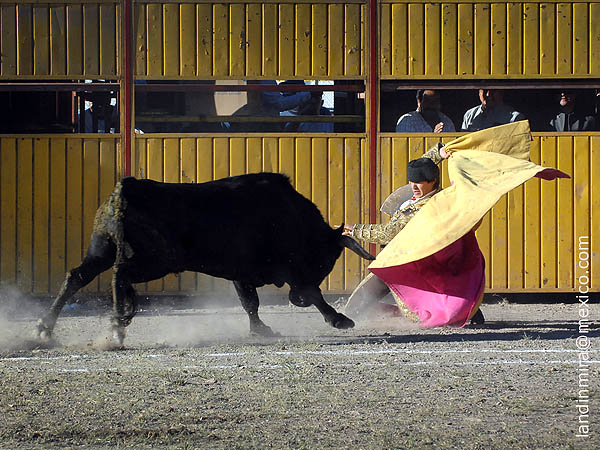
[396,89,456,133]
[461,89,525,131]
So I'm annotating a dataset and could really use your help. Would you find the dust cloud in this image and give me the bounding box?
[0,286,390,352]
[0,285,49,352]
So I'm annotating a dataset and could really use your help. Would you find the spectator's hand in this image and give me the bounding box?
[433,122,444,133]
[342,224,355,236]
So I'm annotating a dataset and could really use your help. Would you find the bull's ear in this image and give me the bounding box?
[334,223,345,234]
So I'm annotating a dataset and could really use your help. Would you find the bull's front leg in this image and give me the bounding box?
[111,267,137,346]
[292,286,354,330]
[233,281,278,337]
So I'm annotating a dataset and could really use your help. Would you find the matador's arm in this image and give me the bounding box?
[421,142,444,165]
[351,202,426,245]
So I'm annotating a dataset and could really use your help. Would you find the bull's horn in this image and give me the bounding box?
[340,236,376,260]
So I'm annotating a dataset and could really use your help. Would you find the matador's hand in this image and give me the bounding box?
[440,146,451,159]
[342,224,355,236]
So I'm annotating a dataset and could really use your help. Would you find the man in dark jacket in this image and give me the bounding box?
[550,91,596,131]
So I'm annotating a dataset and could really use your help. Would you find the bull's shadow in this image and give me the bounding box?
[334,321,599,345]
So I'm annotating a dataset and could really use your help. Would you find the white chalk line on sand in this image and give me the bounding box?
[194,359,600,369]
[1,347,598,363]
[1,347,598,362]
[205,348,597,357]
[48,358,600,373]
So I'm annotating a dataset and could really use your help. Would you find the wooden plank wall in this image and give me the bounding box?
[2,1,599,297]
[134,0,366,79]
[2,133,597,295]
[0,136,120,296]
[380,1,600,79]
[0,0,119,79]
[4,0,599,80]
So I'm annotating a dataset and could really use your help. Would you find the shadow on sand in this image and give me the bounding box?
[337,320,599,345]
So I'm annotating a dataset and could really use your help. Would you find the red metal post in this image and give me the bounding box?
[368,0,378,255]
[122,0,133,177]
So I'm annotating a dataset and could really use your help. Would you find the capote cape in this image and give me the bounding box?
[367,121,569,327]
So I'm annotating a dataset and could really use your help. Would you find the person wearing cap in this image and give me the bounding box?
[342,143,489,324]
[343,143,447,245]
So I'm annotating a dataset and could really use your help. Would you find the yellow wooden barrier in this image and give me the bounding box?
[379,133,600,292]
[0,1,120,79]
[0,135,120,296]
[134,0,366,80]
[7,0,598,81]
[380,1,600,79]
[1,133,598,295]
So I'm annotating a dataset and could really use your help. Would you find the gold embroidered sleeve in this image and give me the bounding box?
[352,206,418,245]
[422,142,444,165]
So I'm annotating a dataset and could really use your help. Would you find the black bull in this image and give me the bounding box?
[37,173,374,343]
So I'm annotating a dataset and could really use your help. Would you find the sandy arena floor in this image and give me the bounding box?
[0,300,598,449]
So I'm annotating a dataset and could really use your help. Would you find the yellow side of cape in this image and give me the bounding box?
[442,120,532,160]
[369,121,560,270]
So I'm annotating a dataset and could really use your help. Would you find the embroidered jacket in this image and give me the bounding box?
[352,143,443,245]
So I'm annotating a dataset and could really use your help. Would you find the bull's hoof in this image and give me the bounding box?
[112,326,126,347]
[36,319,53,342]
[250,322,280,337]
[329,313,355,329]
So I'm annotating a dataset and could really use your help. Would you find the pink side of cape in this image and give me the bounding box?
[370,231,485,328]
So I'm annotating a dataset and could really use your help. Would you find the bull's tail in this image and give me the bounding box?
[94,180,134,263]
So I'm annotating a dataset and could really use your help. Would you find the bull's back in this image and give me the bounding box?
[116,174,333,283]
[119,173,318,225]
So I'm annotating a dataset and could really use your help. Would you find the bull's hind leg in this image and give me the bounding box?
[111,266,137,346]
[233,281,278,337]
[37,233,115,340]
[291,286,354,330]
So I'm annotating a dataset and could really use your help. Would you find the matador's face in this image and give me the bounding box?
[410,180,436,198]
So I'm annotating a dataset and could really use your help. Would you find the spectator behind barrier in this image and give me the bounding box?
[231,80,311,132]
[550,90,597,132]
[461,89,525,132]
[283,91,334,133]
[396,89,456,133]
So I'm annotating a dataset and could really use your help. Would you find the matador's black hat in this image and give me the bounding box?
[407,157,439,183]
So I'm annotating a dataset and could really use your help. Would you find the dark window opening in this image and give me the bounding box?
[0,81,119,134]
[134,80,365,133]
[381,82,600,133]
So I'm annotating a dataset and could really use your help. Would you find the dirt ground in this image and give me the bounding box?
[0,298,598,449]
